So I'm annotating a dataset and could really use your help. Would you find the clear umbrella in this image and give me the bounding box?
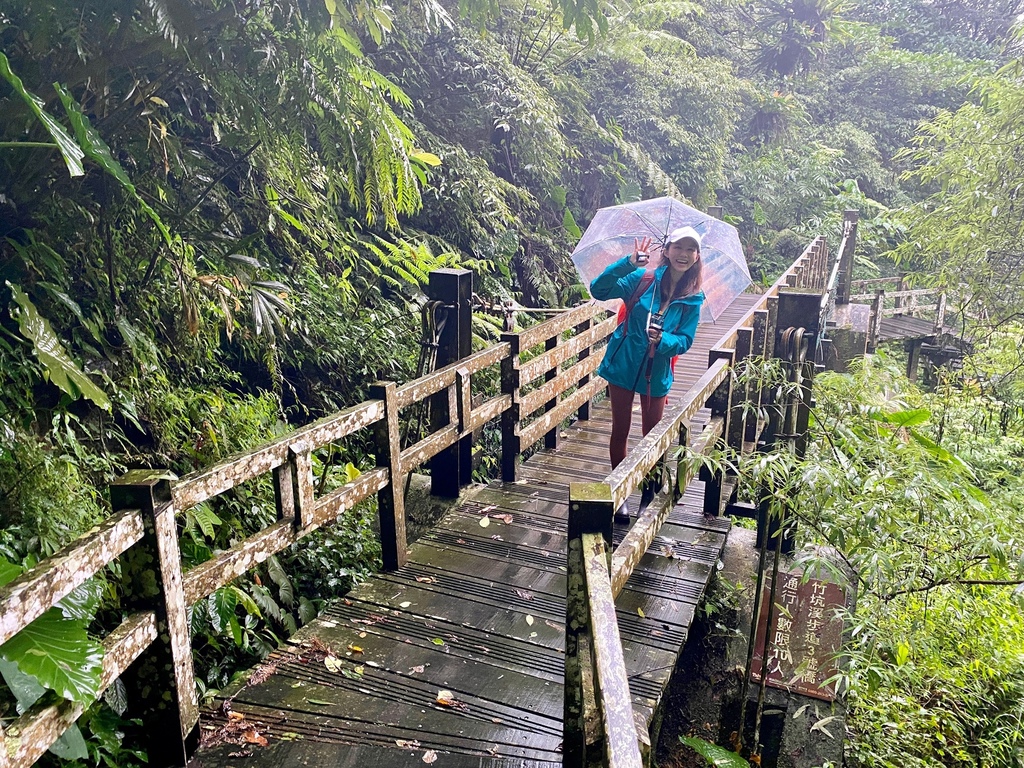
[570,197,751,322]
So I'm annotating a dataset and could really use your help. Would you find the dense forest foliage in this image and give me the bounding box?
[2,0,1024,763]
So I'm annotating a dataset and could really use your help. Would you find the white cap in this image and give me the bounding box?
[666,226,702,248]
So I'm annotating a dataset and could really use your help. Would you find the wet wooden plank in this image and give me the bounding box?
[192,717,562,768]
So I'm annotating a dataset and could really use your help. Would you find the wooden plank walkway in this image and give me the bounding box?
[877,315,942,343]
[188,295,760,767]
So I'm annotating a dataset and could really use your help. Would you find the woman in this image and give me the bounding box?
[590,226,705,523]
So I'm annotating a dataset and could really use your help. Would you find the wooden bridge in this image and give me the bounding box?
[0,230,838,768]
[850,276,968,381]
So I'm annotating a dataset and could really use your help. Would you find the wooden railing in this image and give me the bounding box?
[0,298,619,768]
[0,231,835,768]
[564,235,833,767]
[850,276,948,344]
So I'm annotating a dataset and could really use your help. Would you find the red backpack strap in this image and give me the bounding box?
[616,272,656,325]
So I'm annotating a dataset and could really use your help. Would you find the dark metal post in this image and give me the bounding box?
[428,269,473,496]
[708,205,724,219]
[112,471,198,767]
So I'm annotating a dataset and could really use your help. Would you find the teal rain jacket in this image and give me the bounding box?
[591,257,704,398]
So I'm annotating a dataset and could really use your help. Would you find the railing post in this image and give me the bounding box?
[762,284,821,553]
[673,423,690,504]
[501,332,522,482]
[565,482,614,766]
[370,382,408,570]
[702,350,733,518]
[894,273,908,314]
[576,315,594,422]
[934,292,947,335]
[544,334,560,450]
[837,209,858,305]
[274,441,314,531]
[111,471,198,766]
[868,290,883,353]
[728,328,753,452]
[905,339,923,382]
[428,268,473,496]
[816,239,828,291]
[745,309,770,444]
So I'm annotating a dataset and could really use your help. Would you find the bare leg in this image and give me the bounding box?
[639,393,668,435]
[608,384,636,469]
[638,393,668,509]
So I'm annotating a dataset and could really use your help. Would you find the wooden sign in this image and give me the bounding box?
[750,572,846,701]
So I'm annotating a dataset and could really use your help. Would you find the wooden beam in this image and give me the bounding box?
[565,482,614,766]
[172,400,383,510]
[518,352,602,416]
[112,471,198,765]
[517,302,607,352]
[0,509,144,646]
[583,532,643,768]
[369,382,407,570]
[605,359,729,509]
[7,612,157,768]
[518,314,617,385]
[518,377,606,451]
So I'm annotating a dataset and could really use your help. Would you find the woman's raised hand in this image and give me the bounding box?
[632,236,653,266]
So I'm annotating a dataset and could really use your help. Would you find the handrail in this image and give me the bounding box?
[583,533,644,768]
[172,399,385,510]
[4,612,158,768]
[0,510,145,646]
[517,301,607,351]
[851,275,904,288]
[610,417,722,597]
[605,360,730,510]
[849,287,937,302]
[711,236,824,354]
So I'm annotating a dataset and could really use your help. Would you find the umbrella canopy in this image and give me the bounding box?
[570,197,751,322]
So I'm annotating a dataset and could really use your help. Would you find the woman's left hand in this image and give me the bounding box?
[647,327,662,346]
